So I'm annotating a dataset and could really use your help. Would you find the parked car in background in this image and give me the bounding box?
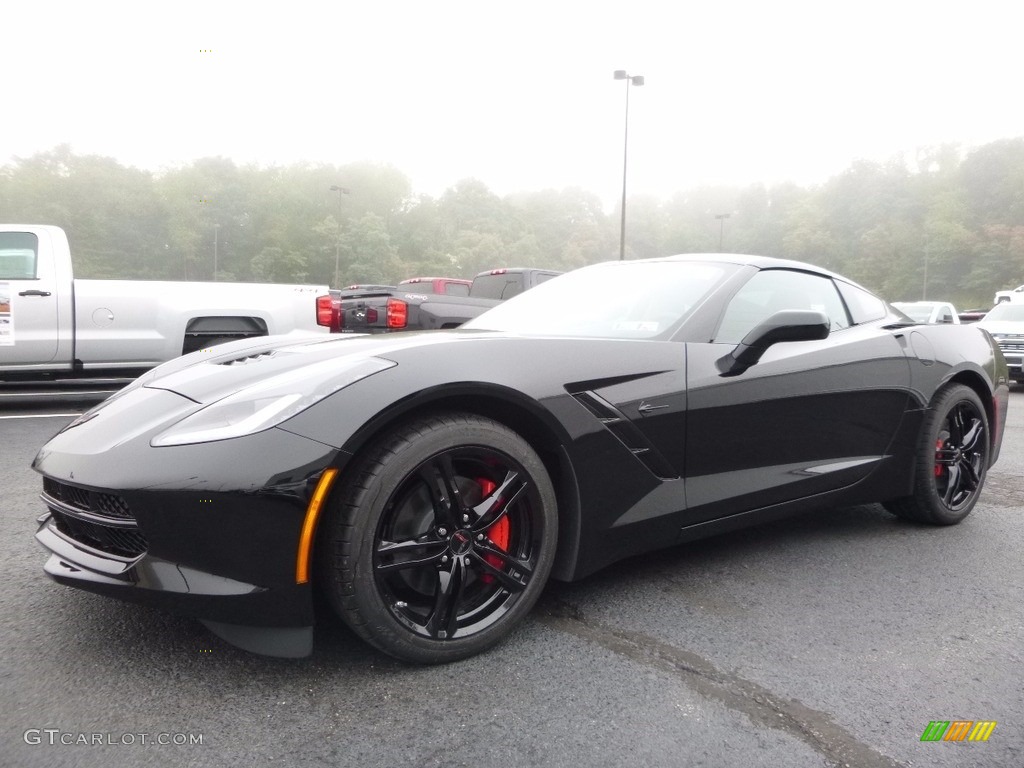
[977,301,1024,385]
[340,284,395,293]
[1,225,335,387]
[994,284,1024,304]
[958,308,990,324]
[398,277,473,296]
[891,301,960,325]
[337,267,561,333]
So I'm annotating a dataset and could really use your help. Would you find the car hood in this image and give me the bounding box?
[975,321,1024,335]
[141,330,486,404]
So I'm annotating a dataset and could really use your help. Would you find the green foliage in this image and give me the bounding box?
[251,247,308,284]
[342,213,402,285]
[1,140,1023,309]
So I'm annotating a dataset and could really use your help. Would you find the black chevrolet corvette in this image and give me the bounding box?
[34,255,1009,663]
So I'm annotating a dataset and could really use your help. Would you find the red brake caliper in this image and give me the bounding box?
[934,438,945,477]
[476,478,509,583]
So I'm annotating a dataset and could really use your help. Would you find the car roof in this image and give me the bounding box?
[613,253,853,281]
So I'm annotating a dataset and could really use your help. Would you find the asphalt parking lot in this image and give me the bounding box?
[2,392,1022,768]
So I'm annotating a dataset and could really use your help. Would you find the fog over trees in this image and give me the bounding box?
[2,139,1022,308]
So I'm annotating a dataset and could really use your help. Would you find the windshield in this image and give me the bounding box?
[463,260,735,339]
[983,303,1024,322]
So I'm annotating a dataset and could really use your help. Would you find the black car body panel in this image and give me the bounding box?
[33,254,1010,658]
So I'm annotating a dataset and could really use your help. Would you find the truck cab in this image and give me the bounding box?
[0,226,72,368]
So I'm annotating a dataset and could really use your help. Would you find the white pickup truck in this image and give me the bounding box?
[994,284,1024,304]
[0,225,335,385]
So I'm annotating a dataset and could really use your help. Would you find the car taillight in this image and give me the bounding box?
[386,298,408,329]
[366,307,378,324]
[316,295,335,329]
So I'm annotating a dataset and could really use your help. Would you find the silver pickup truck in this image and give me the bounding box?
[0,225,334,385]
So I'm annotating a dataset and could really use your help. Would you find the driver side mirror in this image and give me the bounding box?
[716,309,830,377]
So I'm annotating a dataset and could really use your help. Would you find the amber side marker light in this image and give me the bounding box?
[296,468,339,584]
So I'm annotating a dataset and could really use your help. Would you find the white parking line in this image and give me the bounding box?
[0,413,82,420]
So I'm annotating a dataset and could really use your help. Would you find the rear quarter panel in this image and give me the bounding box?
[901,324,1009,464]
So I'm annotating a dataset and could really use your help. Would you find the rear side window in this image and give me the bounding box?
[836,280,887,324]
[0,232,38,279]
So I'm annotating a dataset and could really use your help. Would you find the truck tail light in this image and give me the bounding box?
[386,298,408,329]
[316,295,337,330]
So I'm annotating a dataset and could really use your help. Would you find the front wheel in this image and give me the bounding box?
[319,413,557,663]
[884,384,990,525]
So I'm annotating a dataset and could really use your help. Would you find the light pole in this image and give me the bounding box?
[213,223,220,280]
[922,242,929,300]
[716,213,730,252]
[330,185,350,287]
[613,70,644,260]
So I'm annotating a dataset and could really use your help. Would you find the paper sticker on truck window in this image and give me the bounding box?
[0,282,13,345]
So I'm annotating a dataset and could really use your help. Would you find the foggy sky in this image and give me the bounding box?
[4,0,1022,206]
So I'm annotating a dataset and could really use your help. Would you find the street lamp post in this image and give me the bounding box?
[613,70,644,260]
[329,185,350,287]
[213,223,220,280]
[716,213,731,252]
[922,243,929,300]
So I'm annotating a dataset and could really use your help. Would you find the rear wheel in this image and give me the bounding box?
[884,384,989,525]
[320,412,557,663]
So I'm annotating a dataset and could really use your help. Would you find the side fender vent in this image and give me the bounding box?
[571,391,680,480]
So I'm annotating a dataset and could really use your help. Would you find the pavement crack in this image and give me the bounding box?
[536,597,905,768]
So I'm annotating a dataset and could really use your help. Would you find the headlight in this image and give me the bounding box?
[151,356,395,446]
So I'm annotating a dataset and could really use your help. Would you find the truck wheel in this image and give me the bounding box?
[884,384,989,525]
[319,413,558,663]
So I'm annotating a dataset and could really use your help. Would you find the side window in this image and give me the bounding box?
[835,280,887,325]
[714,269,850,344]
[0,232,39,279]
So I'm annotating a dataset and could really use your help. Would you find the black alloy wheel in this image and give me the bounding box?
[884,383,990,525]
[320,413,557,663]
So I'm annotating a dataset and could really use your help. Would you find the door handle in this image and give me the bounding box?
[18,290,52,297]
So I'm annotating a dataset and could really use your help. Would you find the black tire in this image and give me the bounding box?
[319,412,557,663]
[884,384,990,525]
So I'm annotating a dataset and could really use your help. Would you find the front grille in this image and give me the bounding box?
[43,478,135,520]
[41,478,147,558]
[997,341,1024,353]
[49,510,149,558]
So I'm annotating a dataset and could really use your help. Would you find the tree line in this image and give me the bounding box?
[1,140,1022,308]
